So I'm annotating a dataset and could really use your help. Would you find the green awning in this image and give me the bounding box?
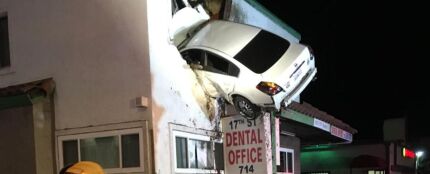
[0,94,32,110]
[281,109,314,126]
[0,79,54,110]
[278,102,357,144]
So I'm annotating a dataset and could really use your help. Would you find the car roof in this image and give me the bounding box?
[183,20,262,57]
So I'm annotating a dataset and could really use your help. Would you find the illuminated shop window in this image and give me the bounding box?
[173,131,218,173]
[277,147,294,174]
[58,128,144,173]
[0,13,10,68]
[368,170,385,174]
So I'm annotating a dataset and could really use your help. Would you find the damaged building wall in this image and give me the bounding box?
[147,0,224,173]
[1,0,312,173]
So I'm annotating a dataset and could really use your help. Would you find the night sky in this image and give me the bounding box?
[257,0,430,140]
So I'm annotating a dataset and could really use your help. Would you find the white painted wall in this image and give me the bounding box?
[147,0,219,173]
[0,0,151,129]
[228,0,300,43]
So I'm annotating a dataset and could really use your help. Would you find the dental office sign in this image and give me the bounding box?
[223,114,272,174]
[331,125,353,141]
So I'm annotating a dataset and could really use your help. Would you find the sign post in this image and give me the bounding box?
[271,111,279,173]
[222,114,273,174]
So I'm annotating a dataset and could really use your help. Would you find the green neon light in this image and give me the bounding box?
[302,144,334,151]
[301,150,348,168]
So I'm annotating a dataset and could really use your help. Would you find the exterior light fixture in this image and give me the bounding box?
[416,151,424,158]
[416,151,424,174]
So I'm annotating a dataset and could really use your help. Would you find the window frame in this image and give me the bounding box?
[180,48,240,77]
[58,128,144,174]
[204,51,240,77]
[0,12,11,70]
[233,30,290,74]
[171,130,219,174]
[277,147,294,174]
[368,170,385,174]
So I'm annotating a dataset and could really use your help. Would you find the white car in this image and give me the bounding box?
[176,20,317,119]
[170,6,316,119]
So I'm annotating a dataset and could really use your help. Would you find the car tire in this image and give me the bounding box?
[233,96,261,120]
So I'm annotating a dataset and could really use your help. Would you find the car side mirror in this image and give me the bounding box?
[190,63,203,70]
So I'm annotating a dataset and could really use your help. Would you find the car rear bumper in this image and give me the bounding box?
[272,67,317,109]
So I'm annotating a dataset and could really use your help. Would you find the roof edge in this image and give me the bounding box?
[243,0,301,40]
[287,101,358,134]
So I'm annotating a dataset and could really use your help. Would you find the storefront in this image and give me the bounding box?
[221,101,357,174]
[302,142,417,174]
[278,102,357,174]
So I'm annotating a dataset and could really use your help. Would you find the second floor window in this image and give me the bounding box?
[0,14,10,68]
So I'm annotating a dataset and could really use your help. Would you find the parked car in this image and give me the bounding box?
[172,8,317,119]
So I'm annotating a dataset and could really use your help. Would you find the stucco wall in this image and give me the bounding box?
[33,101,55,174]
[0,0,151,129]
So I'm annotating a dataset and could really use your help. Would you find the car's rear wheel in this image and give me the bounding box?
[233,96,261,120]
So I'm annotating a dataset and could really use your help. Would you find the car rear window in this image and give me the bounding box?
[233,30,290,74]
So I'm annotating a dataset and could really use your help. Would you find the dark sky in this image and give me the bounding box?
[257,0,430,140]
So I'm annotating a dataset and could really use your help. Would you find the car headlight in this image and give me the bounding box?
[256,82,283,96]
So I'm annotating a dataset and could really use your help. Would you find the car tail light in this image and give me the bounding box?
[256,82,283,95]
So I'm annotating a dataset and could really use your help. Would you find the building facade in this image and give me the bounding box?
[1,0,153,173]
[1,0,356,174]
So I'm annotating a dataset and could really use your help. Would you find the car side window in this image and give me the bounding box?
[228,63,240,77]
[181,49,204,66]
[205,51,239,77]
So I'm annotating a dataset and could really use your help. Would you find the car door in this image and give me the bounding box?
[181,49,239,98]
[201,51,239,98]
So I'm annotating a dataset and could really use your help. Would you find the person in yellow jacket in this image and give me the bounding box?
[59,161,105,174]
